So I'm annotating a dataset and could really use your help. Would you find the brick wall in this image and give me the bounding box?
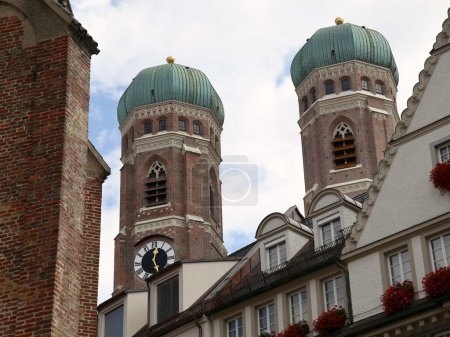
[0,4,102,337]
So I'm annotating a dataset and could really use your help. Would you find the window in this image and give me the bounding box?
[325,81,334,95]
[375,81,384,94]
[320,218,341,246]
[310,88,317,103]
[323,276,345,310]
[104,305,124,337]
[361,78,370,91]
[193,123,201,135]
[226,316,243,337]
[438,143,450,162]
[145,162,167,207]
[332,122,357,169]
[388,250,412,284]
[158,119,167,132]
[341,78,351,91]
[258,303,275,334]
[302,96,309,111]
[144,121,152,134]
[267,241,287,269]
[157,275,179,323]
[178,119,186,131]
[290,290,308,323]
[429,233,450,269]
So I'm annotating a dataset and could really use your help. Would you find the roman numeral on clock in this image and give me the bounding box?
[167,255,175,261]
[134,262,141,266]
[136,268,143,275]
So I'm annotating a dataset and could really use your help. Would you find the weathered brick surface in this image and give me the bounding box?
[0,4,102,337]
[114,106,226,293]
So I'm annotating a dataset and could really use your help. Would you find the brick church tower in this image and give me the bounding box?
[113,57,227,293]
[0,1,109,337]
[290,18,400,212]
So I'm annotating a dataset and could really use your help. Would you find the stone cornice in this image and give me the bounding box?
[295,60,397,97]
[120,132,221,166]
[119,101,222,137]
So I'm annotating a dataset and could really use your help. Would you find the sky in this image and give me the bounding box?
[69,0,450,304]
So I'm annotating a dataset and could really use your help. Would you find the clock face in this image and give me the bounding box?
[134,240,175,280]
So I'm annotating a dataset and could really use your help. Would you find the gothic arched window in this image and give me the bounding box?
[332,123,356,169]
[145,162,167,207]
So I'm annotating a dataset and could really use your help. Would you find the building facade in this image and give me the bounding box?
[0,1,109,337]
[100,9,450,337]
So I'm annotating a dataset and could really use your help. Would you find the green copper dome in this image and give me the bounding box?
[117,61,224,126]
[290,22,399,88]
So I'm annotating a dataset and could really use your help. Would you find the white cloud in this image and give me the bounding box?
[70,0,450,303]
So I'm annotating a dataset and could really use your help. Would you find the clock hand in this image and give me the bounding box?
[152,248,159,272]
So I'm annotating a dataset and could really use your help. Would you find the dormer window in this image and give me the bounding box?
[266,240,287,269]
[320,218,341,246]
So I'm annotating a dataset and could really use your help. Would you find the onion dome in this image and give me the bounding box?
[290,19,399,88]
[117,57,224,126]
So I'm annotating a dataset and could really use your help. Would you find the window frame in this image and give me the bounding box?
[428,232,450,270]
[144,121,152,135]
[437,142,450,163]
[319,217,341,246]
[322,275,345,310]
[325,80,335,95]
[178,119,186,132]
[99,302,125,337]
[387,249,412,285]
[429,136,450,165]
[265,237,287,270]
[156,274,179,323]
[226,316,243,337]
[341,78,351,91]
[361,78,370,91]
[193,122,201,135]
[257,302,276,334]
[158,119,167,132]
[375,81,384,94]
[289,289,308,324]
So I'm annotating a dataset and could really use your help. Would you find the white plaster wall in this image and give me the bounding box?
[182,261,236,310]
[125,292,148,337]
[286,230,310,259]
[348,253,384,321]
[408,51,450,132]
[173,326,198,337]
[312,193,340,212]
[358,126,450,247]
[260,217,285,235]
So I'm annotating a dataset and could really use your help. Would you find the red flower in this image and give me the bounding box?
[380,280,415,315]
[313,307,346,335]
[430,161,450,191]
[422,267,450,298]
[276,321,309,337]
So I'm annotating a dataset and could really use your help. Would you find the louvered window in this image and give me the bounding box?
[332,123,356,169]
[157,275,179,323]
[145,162,167,207]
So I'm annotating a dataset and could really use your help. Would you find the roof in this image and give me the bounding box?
[135,231,351,337]
[117,62,224,126]
[55,0,73,15]
[290,22,399,88]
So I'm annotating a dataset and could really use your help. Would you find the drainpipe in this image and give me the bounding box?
[147,281,151,327]
[336,260,353,324]
[194,316,203,337]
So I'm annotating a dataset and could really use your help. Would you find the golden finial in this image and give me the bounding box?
[166,56,175,64]
[335,17,344,25]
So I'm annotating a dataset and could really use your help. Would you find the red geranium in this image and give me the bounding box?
[430,161,450,191]
[422,267,450,298]
[313,307,346,335]
[380,280,415,315]
[276,320,309,337]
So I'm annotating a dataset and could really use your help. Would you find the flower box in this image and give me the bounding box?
[380,280,415,315]
[422,267,450,298]
[430,161,450,192]
[313,307,346,335]
[276,320,309,337]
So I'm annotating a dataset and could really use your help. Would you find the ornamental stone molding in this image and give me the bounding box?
[326,180,373,195]
[120,101,222,136]
[133,216,186,236]
[296,61,396,97]
[433,9,450,50]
